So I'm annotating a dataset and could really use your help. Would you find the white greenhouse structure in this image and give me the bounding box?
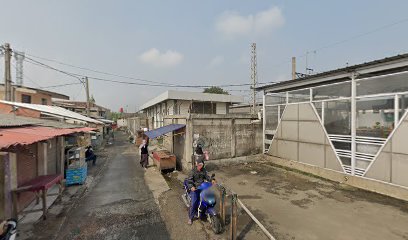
[258,54,408,190]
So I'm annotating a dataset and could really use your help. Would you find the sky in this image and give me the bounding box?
[1,0,408,112]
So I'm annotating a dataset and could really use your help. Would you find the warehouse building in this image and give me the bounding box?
[140,90,243,129]
[258,53,408,191]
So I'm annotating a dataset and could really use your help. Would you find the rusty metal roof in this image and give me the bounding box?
[0,126,95,150]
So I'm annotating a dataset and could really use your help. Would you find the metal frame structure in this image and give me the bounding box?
[262,67,408,178]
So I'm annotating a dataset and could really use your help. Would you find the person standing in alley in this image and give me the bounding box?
[139,139,149,169]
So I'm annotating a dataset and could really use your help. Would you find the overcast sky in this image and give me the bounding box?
[1,1,408,111]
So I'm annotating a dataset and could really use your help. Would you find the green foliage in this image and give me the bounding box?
[109,112,122,121]
[203,86,229,95]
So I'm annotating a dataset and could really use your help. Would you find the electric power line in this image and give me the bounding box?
[41,82,83,89]
[15,52,275,88]
[15,15,408,90]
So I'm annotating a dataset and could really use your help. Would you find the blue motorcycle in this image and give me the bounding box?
[182,176,222,234]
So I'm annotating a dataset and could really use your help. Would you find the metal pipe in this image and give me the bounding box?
[238,199,276,240]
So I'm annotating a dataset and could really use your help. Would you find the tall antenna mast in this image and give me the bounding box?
[14,51,25,86]
[250,43,257,114]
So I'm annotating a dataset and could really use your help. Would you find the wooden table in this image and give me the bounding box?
[12,174,64,220]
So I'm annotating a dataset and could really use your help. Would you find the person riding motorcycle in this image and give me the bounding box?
[185,159,215,225]
[0,219,17,240]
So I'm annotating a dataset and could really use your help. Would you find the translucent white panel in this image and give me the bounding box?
[265,93,286,105]
[357,71,408,96]
[279,105,286,119]
[340,156,351,166]
[356,143,381,155]
[312,82,351,100]
[333,141,351,151]
[265,106,279,130]
[400,94,408,113]
[313,102,322,120]
[324,100,351,135]
[288,89,310,103]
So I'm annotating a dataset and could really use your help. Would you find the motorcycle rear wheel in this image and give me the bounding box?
[210,215,222,234]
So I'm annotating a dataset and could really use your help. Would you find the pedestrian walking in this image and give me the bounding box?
[139,139,149,169]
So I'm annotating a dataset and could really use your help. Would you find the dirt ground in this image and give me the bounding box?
[162,171,274,240]
[204,158,408,240]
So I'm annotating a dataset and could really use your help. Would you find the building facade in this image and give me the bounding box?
[0,84,69,105]
[258,53,408,194]
[53,100,110,119]
[140,90,244,129]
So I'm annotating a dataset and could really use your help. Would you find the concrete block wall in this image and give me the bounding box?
[164,114,262,170]
[365,115,408,187]
[269,103,343,172]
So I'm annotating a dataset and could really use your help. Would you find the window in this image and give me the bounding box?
[312,82,351,100]
[265,106,279,130]
[21,94,31,103]
[265,93,286,105]
[191,102,216,114]
[41,98,47,105]
[288,89,310,103]
[357,71,408,96]
[324,100,351,135]
[356,96,394,138]
[313,102,323,120]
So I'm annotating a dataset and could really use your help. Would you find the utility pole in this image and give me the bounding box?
[84,77,90,117]
[3,43,12,101]
[250,43,257,114]
[292,57,296,80]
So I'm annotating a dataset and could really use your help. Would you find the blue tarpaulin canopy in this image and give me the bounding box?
[145,124,186,139]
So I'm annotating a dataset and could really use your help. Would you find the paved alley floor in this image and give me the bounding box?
[56,132,170,240]
[208,159,408,240]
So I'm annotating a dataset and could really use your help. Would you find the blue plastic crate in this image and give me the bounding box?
[66,163,88,185]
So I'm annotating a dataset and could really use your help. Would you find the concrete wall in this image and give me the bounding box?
[164,114,262,170]
[0,86,52,105]
[269,103,344,172]
[216,102,227,114]
[126,117,149,135]
[265,154,408,202]
[365,113,408,187]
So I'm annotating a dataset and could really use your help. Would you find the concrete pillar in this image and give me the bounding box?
[184,116,194,171]
[0,153,7,219]
[0,152,17,219]
[9,153,17,190]
[57,136,65,175]
[231,118,236,158]
[37,142,48,176]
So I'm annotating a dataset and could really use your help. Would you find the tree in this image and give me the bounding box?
[203,86,229,95]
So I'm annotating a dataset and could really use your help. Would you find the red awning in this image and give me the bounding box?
[0,126,95,150]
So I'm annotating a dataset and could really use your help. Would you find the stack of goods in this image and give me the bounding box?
[65,147,87,185]
[135,130,148,146]
[152,150,176,172]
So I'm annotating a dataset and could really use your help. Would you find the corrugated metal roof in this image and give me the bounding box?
[0,101,103,125]
[0,113,80,128]
[0,114,39,127]
[256,53,408,91]
[0,126,95,150]
[145,124,185,139]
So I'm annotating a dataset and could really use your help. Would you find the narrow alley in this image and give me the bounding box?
[56,132,169,239]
